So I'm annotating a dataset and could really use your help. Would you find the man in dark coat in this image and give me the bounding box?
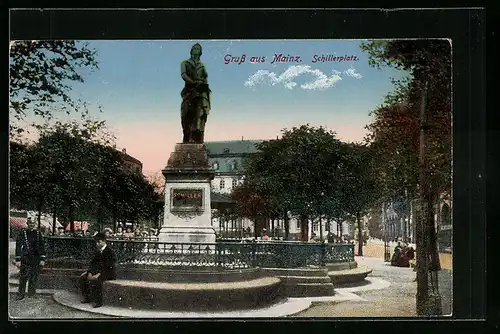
[78,232,116,308]
[14,217,47,300]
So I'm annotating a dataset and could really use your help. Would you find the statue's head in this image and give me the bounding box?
[190,43,202,57]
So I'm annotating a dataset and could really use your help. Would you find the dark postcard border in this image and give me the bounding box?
[6,8,486,329]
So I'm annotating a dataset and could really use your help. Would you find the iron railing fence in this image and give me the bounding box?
[44,236,354,270]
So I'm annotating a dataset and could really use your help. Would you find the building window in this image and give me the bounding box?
[296,220,300,229]
[220,179,225,189]
[313,222,318,232]
[232,179,237,188]
[213,161,219,170]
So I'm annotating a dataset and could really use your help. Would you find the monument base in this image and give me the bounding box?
[158,226,216,244]
[160,143,216,245]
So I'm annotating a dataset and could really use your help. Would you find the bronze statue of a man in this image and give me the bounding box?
[180,43,211,143]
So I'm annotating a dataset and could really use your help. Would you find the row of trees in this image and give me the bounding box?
[360,40,451,315]
[360,39,451,233]
[10,121,163,234]
[231,125,379,255]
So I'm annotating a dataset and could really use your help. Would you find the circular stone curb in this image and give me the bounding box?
[336,277,391,293]
[52,290,312,318]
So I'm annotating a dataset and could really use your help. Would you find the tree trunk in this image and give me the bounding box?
[319,216,323,241]
[416,79,441,315]
[52,207,57,236]
[428,191,441,271]
[415,199,429,314]
[271,218,275,238]
[357,212,363,256]
[300,214,308,242]
[69,205,74,234]
[37,204,42,231]
[337,220,343,241]
[284,214,290,240]
[253,216,261,238]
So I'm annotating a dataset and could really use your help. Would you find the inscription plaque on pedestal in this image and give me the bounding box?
[171,189,204,211]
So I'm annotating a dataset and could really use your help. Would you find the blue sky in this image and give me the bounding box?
[61,40,408,174]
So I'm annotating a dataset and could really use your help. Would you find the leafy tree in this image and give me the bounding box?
[9,142,30,211]
[361,39,451,201]
[342,143,379,255]
[360,39,451,316]
[238,124,347,241]
[9,40,100,139]
[231,182,273,238]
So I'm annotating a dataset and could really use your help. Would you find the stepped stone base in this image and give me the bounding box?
[328,266,373,285]
[102,277,283,311]
[326,261,358,271]
[261,267,329,277]
[261,267,335,297]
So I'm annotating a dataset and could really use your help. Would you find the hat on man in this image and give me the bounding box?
[94,232,106,242]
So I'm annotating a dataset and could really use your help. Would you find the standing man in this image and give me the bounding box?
[79,232,116,308]
[180,43,211,143]
[14,217,47,300]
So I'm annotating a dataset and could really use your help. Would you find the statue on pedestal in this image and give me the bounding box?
[180,43,211,144]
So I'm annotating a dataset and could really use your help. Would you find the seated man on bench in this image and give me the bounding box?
[79,232,116,308]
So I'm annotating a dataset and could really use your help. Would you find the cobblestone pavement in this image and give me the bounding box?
[291,256,452,317]
[8,293,112,319]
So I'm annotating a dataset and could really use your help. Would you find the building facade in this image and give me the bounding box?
[118,148,143,174]
[205,140,262,236]
[380,193,452,249]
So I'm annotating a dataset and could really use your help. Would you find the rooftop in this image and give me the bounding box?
[205,140,263,156]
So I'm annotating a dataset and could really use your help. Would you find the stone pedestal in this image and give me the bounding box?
[158,143,216,244]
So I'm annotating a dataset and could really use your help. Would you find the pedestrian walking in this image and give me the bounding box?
[14,217,47,300]
[78,232,116,308]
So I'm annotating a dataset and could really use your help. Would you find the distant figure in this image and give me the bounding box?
[391,242,403,266]
[309,232,318,242]
[327,232,335,244]
[14,217,47,300]
[262,229,270,241]
[78,232,116,308]
[124,227,134,240]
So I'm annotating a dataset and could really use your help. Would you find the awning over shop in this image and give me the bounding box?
[65,221,88,231]
[10,217,26,228]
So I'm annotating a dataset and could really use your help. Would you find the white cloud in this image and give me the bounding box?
[245,65,361,91]
[343,66,363,79]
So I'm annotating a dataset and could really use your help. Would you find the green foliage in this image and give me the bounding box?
[342,143,379,218]
[9,40,99,139]
[234,124,379,239]
[10,122,159,231]
[361,40,452,201]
